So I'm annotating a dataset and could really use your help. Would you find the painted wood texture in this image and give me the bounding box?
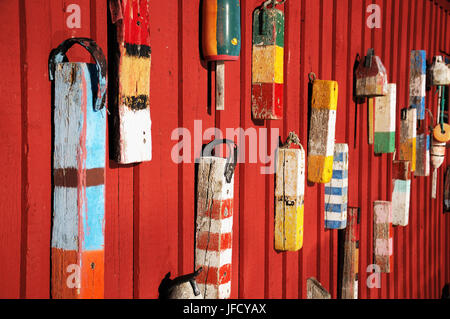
[324,144,349,229]
[51,62,106,299]
[355,52,388,97]
[409,50,426,120]
[429,56,450,85]
[275,145,305,251]
[340,207,360,299]
[374,83,396,154]
[251,3,284,120]
[110,0,152,164]
[202,0,241,61]
[307,277,331,299]
[415,126,430,177]
[431,138,446,199]
[399,108,417,172]
[373,201,393,273]
[195,156,234,299]
[392,161,411,226]
[307,79,338,184]
[1,0,450,300]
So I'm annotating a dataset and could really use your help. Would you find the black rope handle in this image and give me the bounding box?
[202,139,239,184]
[48,37,107,111]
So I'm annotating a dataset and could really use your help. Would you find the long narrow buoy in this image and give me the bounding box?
[392,160,411,226]
[373,201,393,273]
[251,0,285,120]
[109,0,152,164]
[324,144,349,229]
[49,38,107,299]
[374,83,396,154]
[307,75,338,183]
[340,207,360,299]
[275,132,305,251]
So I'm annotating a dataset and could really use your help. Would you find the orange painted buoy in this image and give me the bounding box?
[432,123,450,143]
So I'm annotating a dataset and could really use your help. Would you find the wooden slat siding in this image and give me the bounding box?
[307,277,331,299]
[251,3,284,120]
[275,146,305,251]
[307,79,338,184]
[133,0,180,298]
[373,201,393,273]
[195,156,234,299]
[324,144,349,229]
[319,0,334,294]
[51,62,106,299]
[0,0,22,299]
[374,84,396,154]
[110,0,152,164]
[409,50,427,120]
[415,126,431,177]
[283,0,302,298]
[1,0,450,300]
[399,108,417,172]
[391,161,411,227]
[340,207,360,299]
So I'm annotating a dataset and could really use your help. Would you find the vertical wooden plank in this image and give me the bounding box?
[18,0,53,298]
[374,84,396,154]
[283,0,302,299]
[134,0,180,298]
[391,161,411,227]
[0,0,22,299]
[238,0,266,299]
[340,207,360,299]
[251,3,284,120]
[373,200,393,273]
[307,79,338,184]
[275,146,305,251]
[324,144,349,230]
[195,154,235,299]
[300,0,320,299]
[109,0,152,164]
[51,61,106,299]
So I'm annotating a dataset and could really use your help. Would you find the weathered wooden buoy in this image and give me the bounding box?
[409,50,426,120]
[307,277,331,299]
[307,74,338,183]
[374,83,396,154]
[48,38,107,299]
[275,132,305,251]
[355,48,388,98]
[429,56,450,86]
[324,143,349,229]
[251,0,285,120]
[431,138,445,199]
[202,0,241,110]
[399,108,417,172]
[109,0,152,164]
[340,207,360,299]
[391,160,411,226]
[415,122,430,177]
[373,201,393,273]
[195,140,238,299]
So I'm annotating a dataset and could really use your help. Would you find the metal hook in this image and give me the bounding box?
[308,72,316,83]
[263,0,286,9]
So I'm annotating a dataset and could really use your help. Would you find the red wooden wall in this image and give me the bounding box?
[0,0,449,299]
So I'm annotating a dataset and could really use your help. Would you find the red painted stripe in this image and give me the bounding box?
[197,231,232,251]
[199,198,234,220]
[196,263,232,286]
[122,0,150,46]
[251,83,283,119]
